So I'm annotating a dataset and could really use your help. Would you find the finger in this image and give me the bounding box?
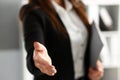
[89,70,103,80]
[47,65,57,73]
[89,67,95,73]
[95,62,104,76]
[37,56,52,66]
[89,67,101,76]
[34,42,43,51]
[89,68,99,77]
[46,65,57,76]
[37,64,51,75]
[90,61,104,73]
[38,63,57,73]
[98,65,104,73]
[49,65,57,73]
[96,60,103,69]
[89,72,99,80]
[42,65,57,76]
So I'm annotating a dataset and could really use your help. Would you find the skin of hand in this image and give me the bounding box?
[33,42,57,76]
[88,60,104,80]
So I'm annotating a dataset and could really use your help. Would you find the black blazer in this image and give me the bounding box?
[23,8,91,80]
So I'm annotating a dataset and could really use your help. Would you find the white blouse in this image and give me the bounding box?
[52,0,88,79]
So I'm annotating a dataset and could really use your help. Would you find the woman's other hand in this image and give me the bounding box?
[33,42,57,76]
[88,60,104,80]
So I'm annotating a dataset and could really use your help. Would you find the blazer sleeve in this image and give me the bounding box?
[23,11,45,76]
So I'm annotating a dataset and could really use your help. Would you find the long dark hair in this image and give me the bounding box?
[19,0,90,34]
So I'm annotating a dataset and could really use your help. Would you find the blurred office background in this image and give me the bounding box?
[0,0,23,80]
[0,0,120,80]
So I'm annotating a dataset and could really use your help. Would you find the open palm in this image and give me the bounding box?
[33,42,57,76]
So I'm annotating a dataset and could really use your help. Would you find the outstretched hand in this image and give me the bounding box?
[33,42,57,76]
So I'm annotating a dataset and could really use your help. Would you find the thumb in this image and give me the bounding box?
[96,60,103,71]
[33,42,43,51]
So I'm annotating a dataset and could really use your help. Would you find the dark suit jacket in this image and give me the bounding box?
[23,8,91,80]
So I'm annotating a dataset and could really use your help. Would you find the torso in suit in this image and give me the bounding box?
[22,6,91,80]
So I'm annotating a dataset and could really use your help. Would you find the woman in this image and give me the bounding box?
[19,0,104,80]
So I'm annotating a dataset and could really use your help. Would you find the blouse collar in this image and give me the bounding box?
[52,0,73,12]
